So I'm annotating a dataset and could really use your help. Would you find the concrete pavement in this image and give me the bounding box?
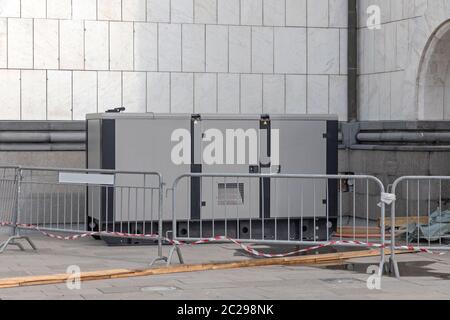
[0,232,449,300]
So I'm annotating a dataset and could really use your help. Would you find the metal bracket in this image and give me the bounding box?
[0,235,37,254]
[166,245,185,266]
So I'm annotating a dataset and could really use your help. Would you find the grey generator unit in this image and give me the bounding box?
[86,113,338,244]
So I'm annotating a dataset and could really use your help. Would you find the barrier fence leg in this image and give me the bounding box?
[389,255,400,278]
[0,235,36,253]
[167,244,184,266]
[390,199,400,278]
[149,182,169,267]
[378,202,386,278]
[0,169,37,254]
[0,237,25,253]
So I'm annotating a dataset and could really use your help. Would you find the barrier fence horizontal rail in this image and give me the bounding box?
[389,176,450,278]
[169,173,387,275]
[0,166,167,265]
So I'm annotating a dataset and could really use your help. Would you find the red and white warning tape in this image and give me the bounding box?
[168,236,387,258]
[394,245,434,254]
[1,220,445,257]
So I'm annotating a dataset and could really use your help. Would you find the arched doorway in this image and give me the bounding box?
[417,20,450,120]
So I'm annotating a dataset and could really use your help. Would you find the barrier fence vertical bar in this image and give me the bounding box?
[212,177,216,237]
[105,187,109,233]
[417,180,420,248]
[274,177,277,240]
[158,179,164,259]
[353,178,356,241]
[235,177,239,240]
[13,168,20,237]
[300,182,304,241]
[326,179,329,242]
[150,174,171,266]
[428,180,431,247]
[366,179,369,244]
[287,179,291,241]
[379,195,386,278]
[339,179,343,242]
[166,174,184,266]
[313,180,316,241]
[390,179,400,279]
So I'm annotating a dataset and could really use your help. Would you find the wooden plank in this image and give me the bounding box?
[336,226,381,234]
[0,249,413,289]
[333,234,386,239]
[382,216,429,228]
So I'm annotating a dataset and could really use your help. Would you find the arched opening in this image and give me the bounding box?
[417,20,450,120]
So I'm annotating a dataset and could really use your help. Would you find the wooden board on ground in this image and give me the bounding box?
[382,216,429,228]
[0,249,413,289]
[336,226,381,234]
[334,226,386,239]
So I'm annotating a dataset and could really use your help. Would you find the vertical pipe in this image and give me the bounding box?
[439,180,442,246]
[348,0,358,121]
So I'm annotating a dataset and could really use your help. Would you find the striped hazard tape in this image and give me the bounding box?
[167,236,387,258]
[0,220,444,257]
[394,245,434,254]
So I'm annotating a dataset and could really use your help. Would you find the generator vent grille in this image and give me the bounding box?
[217,183,244,206]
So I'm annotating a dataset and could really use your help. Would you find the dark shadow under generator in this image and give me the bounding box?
[86,113,338,246]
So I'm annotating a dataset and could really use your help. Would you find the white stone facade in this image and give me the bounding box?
[0,0,348,121]
[358,0,450,120]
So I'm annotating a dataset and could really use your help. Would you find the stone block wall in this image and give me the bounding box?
[358,0,450,121]
[0,0,349,121]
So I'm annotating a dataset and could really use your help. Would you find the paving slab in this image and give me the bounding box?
[1,232,450,300]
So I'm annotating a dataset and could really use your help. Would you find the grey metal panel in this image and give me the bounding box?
[87,113,333,224]
[199,118,260,220]
[269,119,328,219]
[114,117,190,220]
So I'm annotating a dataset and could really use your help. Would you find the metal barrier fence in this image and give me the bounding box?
[389,176,450,278]
[0,166,31,253]
[0,166,167,265]
[169,173,388,275]
[0,167,19,227]
[5,167,424,278]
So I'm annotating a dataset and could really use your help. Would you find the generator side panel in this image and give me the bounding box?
[114,118,191,221]
[197,118,261,221]
[268,120,327,219]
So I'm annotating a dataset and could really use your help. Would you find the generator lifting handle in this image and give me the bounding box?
[106,107,126,113]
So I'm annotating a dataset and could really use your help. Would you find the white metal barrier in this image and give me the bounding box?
[0,166,167,265]
[169,173,388,276]
[389,176,450,278]
[5,167,450,280]
[0,166,35,253]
